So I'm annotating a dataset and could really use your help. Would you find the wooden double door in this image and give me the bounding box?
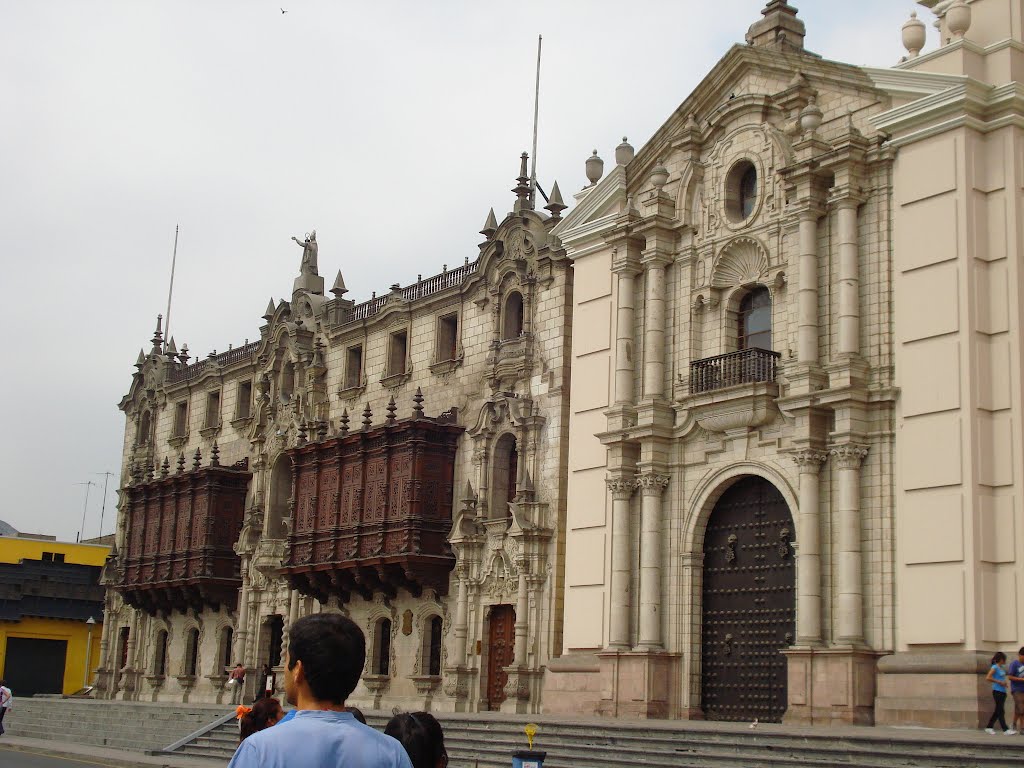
[701,476,795,723]
[485,605,515,710]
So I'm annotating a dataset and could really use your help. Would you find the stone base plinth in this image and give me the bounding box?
[782,646,880,726]
[540,654,603,716]
[874,651,994,729]
[596,650,680,719]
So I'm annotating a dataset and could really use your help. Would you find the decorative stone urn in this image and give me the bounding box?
[800,99,823,135]
[902,11,926,57]
[585,150,604,186]
[649,160,669,190]
[615,137,634,166]
[947,0,971,39]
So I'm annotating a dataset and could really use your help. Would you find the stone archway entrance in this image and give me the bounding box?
[701,476,794,722]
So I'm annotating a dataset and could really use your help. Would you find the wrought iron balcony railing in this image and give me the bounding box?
[689,348,781,395]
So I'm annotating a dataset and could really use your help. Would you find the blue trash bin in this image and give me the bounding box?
[512,749,546,768]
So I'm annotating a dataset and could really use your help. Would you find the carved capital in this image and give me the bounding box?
[791,449,828,473]
[829,443,868,470]
[605,476,636,501]
[635,473,670,496]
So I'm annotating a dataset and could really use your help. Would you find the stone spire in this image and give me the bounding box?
[480,208,498,240]
[746,0,805,52]
[330,270,348,298]
[545,181,567,220]
[512,152,532,213]
[263,298,276,321]
[150,315,164,355]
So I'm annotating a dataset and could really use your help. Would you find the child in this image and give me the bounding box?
[985,652,1016,735]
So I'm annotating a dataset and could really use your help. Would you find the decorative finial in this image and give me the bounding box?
[946,1,971,40]
[165,337,177,357]
[585,149,604,186]
[339,408,350,435]
[263,298,276,321]
[650,159,669,190]
[361,403,373,430]
[146,461,155,482]
[150,314,164,354]
[615,136,634,166]
[316,419,328,441]
[544,181,567,220]
[297,418,308,445]
[412,387,425,419]
[176,453,186,474]
[210,442,221,467]
[800,98,823,136]
[685,113,700,131]
[179,344,189,365]
[135,349,146,369]
[480,208,498,240]
[330,270,348,297]
[386,395,397,425]
[161,456,170,478]
[192,448,202,470]
[513,152,532,210]
[902,11,926,58]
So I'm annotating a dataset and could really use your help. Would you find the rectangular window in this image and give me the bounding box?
[236,380,252,419]
[205,391,221,428]
[41,552,54,562]
[437,313,458,362]
[53,553,65,563]
[173,401,188,437]
[345,345,363,390]
[388,331,408,377]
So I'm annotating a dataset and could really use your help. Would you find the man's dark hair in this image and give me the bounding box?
[287,614,365,704]
[385,711,447,768]
[1019,646,1024,656]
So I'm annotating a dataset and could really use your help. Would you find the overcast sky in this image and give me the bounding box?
[0,1,919,542]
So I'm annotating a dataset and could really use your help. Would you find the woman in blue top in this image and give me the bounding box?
[985,652,1016,734]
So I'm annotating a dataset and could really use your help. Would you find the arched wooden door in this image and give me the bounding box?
[701,476,795,722]
[485,605,515,710]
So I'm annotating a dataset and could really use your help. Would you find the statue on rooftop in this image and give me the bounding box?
[291,230,318,275]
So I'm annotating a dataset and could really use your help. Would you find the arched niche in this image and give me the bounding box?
[266,454,293,539]
[489,433,518,522]
[501,292,524,340]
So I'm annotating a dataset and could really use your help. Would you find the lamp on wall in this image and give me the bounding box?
[84,616,97,688]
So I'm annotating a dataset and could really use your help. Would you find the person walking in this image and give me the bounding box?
[0,680,11,736]
[229,663,246,705]
[985,652,1016,735]
[227,614,412,768]
[1008,646,1024,734]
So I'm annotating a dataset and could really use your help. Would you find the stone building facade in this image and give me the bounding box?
[542,0,1024,729]
[97,159,574,715]
[98,0,1024,729]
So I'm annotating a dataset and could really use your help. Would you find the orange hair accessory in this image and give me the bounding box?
[236,705,253,720]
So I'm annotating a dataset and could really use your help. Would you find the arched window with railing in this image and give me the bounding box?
[502,292,524,340]
[737,285,771,351]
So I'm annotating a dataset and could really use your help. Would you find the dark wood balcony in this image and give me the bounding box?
[689,348,781,394]
[282,398,463,603]
[115,454,250,615]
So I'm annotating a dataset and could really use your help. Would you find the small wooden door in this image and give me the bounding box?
[486,605,516,710]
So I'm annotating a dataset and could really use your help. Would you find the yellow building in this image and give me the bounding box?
[0,526,108,697]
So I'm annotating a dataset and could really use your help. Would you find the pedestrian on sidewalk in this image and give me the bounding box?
[0,680,12,736]
[1008,646,1024,734]
[985,652,1016,735]
[385,711,448,768]
[229,662,246,705]
[227,613,412,768]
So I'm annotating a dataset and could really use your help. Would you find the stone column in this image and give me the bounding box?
[233,560,250,664]
[635,472,670,650]
[643,263,668,399]
[797,209,822,364]
[513,561,529,666]
[836,200,861,356]
[613,269,639,405]
[831,443,869,644]
[606,476,635,648]
[792,449,828,645]
[452,566,470,664]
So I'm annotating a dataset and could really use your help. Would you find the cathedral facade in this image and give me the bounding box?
[99,0,1024,729]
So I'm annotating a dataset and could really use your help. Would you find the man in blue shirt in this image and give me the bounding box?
[1008,646,1024,735]
[228,614,412,768]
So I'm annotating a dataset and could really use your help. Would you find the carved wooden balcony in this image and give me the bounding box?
[685,348,781,433]
[115,449,250,615]
[282,394,463,603]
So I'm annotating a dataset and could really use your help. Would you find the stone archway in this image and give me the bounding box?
[700,475,794,723]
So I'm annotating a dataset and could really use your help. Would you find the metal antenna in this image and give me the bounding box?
[529,35,543,207]
[164,224,179,345]
[75,481,97,543]
[94,471,115,539]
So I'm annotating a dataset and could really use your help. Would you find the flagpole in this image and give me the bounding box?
[529,35,542,207]
[164,225,179,345]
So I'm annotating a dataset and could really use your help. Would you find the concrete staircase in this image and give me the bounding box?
[7,697,228,753]
[11,698,1024,768]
